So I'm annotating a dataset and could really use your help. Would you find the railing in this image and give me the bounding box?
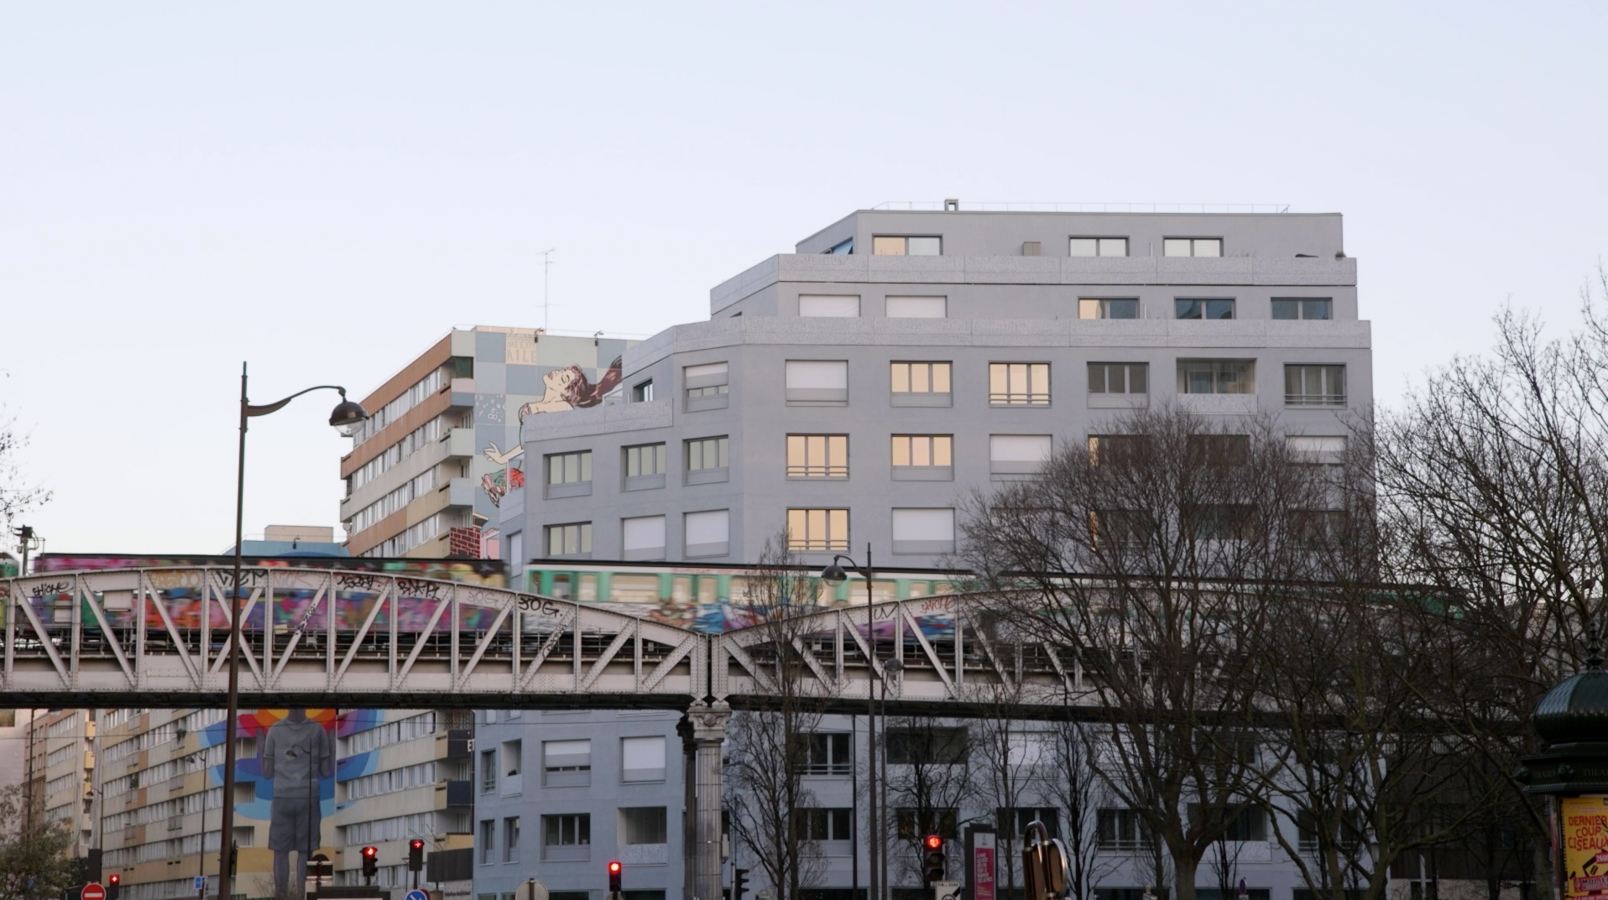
[873,200,1291,214]
[989,391,1052,405]
[1285,392,1347,407]
[786,464,849,478]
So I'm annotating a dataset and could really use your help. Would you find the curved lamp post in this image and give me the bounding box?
[822,547,883,900]
[217,363,367,900]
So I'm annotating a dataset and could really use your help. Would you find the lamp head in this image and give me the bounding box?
[329,389,370,429]
[820,562,847,586]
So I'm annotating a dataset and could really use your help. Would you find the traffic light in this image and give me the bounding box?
[409,839,424,872]
[608,860,623,894]
[733,867,749,900]
[922,835,946,885]
[108,875,121,900]
[361,846,379,882]
[229,842,239,877]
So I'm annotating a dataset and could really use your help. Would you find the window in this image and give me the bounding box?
[624,443,666,489]
[1189,804,1267,842]
[799,295,861,317]
[1272,298,1333,320]
[1297,809,1365,852]
[892,508,955,554]
[990,435,1052,475]
[480,819,496,863]
[1163,238,1222,257]
[787,509,849,552]
[1097,809,1149,850]
[1069,237,1128,257]
[543,739,591,787]
[620,807,668,845]
[1293,510,1347,548]
[1079,298,1138,319]
[1088,362,1148,395]
[1288,435,1346,465]
[886,296,946,318]
[892,435,952,472]
[1177,359,1255,394]
[686,437,729,484]
[504,817,520,862]
[872,235,941,256]
[1187,434,1250,466]
[891,361,951,407]
[998,808,1060,840]
[787,435,848,478]
[794,808,853,841]
[621,516,666,561]
[1175,299,1235,320]
[684,510,730,558]
[543,813,591,859]
[990,363,1050,405]
[1188,504,1257,541]
[1090,509,1153,548]
[1285,365,1346,406]
[480,750,496,794]
[632,380,654,402]
[684,362,729,411]
[545,523,592,557]
[896,808,960,839]
[827,237,854,255]
[1087,435,1148,466]
[885,727,968,765]
[786,360,849,405]
[546,451,592,485]
[622,736,667,782]
[804,733,852,775]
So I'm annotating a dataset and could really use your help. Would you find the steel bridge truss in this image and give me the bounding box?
[0,567,1078,711]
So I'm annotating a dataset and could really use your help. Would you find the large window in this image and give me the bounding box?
[1097,809,1149,850]
[804,733,852,775]
[896,808,961,839]
[1163,237,1222,257]
[799,295,861,317]
[891,361,951,407]
[990,435,1052,475]
[686,437,729,484]
[787,435,848,478]
[787,509,849,552]
[892,435,952,468]
[504,817,521,863]
[1189,804,1267,842]
[480,749,496,794]
[1177,359,1255,394]
[1088,363,1148,395]
[622,736,667,782]
[1187,504,1257,541]
[872,235,941,256]
[1285,365,1346,406]
[624,443,666,477]
[998,808,1060,840]
[684,510,730,558]
[1079,298,1138,319]
[1087,435,1149,467]
[1175,299,1235,320]
[621,516,666,561]
[1069,237,1128,257]
[886,296,947,318]
[786,360,849,405]
[546,451,592,485]
[543,739,591,787]
[794,808,854,841]
[885,727,968,765]
[480,819,496,864]
[545,523,592,557]
[892,508,956,554]
[989,363,1051,406]
[542,813,591,859]
[1272,298,1333,320]
[684,362,729,411]
[619,807,668,845]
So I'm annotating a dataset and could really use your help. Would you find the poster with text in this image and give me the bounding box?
[1562,795,1608,900]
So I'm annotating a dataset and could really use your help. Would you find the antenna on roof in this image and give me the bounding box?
[540,248,557,333]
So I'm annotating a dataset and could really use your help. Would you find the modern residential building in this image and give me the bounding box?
[497,205,1368,569]
[29,708,100,864]
[340,327,636,561]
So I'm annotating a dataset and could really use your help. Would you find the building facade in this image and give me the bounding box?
[340,327,635,561]
[498,207,1368,570]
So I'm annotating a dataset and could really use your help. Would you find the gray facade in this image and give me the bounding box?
[499,208,1369,570]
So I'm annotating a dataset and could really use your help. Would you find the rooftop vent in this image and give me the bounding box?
[943,199,960,211]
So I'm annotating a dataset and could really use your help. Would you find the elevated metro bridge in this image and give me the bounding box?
[0,565,1078,713]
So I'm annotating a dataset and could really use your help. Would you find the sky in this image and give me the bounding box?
[2,2,1605,556]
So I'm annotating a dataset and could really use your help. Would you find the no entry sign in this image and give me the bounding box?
[82,884,106,900]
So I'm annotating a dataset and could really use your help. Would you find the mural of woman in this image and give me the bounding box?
[518,356,623,423]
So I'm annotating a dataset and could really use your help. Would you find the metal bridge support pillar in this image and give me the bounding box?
[678,715,697,900]
[688,699,731,900]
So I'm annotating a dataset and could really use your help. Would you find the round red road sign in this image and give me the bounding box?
[82,884,106,900]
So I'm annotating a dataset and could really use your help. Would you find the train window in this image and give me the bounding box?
[612,575,660,604]
[671,577,692,604]
[577,575,598,602]
[550,574,571,600]
[697,579,717,605]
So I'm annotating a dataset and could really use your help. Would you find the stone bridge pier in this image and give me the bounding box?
[684,700,731,900]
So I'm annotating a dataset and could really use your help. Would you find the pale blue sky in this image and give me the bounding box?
[3,2,1605,554]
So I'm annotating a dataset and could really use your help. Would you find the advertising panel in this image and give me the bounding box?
[1563,795,1608,900]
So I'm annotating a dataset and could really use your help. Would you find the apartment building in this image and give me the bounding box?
[29,709,100,864]
[340,327,636,560]
[496,206,1368,568]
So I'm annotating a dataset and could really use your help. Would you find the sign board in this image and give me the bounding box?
[934,881,962,900]
[408,892,430,900]
[82,884,106,900]
[1563,796,1608,900]
[966,826,997,900]
[514,883,547,900]
[194,877,207,892]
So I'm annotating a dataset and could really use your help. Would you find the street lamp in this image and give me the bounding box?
[821,546,883,900]
[216,363,367,900]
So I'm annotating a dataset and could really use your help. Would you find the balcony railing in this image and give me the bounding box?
[1285,392,1347,407]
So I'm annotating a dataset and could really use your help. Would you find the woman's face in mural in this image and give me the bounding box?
[543,367,579,399]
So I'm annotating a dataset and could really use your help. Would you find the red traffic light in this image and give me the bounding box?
[609,861,621,874]
[925,835,943,850]
[362,845,378,857]
[411,839,424,849]
[109,876,120,885]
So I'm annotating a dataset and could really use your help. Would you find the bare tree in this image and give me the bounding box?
[1038,714,1118,900]
[956,407,1335,900]
[725,532,831,900]
[965,680,1040,899]
[0,407,50,535]
[884,712,977,888]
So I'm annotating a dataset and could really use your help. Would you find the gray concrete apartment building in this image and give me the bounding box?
[472,206,1372,900]
[496,206,1368,568]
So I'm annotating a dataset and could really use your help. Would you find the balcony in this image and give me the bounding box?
[445,728,473,759]
[443,780,472,809]
[501,772,523,797]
